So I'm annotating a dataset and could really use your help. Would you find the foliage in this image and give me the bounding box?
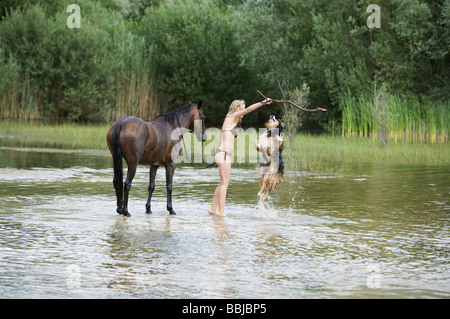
[369,0,450,100]
[279,82,311,147]
[0,1,157,122]
[231,0,304,122]
[0,0,448,136]
[137,0,251,124]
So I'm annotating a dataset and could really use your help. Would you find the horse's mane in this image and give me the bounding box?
[152,104,192,128]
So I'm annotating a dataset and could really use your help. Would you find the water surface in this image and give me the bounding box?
[0,147,448,298]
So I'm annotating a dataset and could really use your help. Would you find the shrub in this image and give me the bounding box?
[137,0,250,125]
[0,1,158,122]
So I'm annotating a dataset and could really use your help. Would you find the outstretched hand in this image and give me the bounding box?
[257,90,273,105]
[261,98,273,105]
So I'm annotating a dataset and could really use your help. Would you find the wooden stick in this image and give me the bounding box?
[257,90,327,114]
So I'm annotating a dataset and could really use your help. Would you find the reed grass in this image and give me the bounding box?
[0,49,40,120]
[111,34,160,122]
[342,91,449,143]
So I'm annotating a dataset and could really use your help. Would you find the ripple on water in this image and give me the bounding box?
[0,156,449,298]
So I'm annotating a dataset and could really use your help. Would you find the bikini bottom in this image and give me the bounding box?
[215,148,232,161]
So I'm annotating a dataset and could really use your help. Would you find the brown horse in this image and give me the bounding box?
[106,101,206,217]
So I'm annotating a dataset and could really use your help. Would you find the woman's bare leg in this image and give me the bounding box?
[216,161,231,215]
[209,154,231,216]
[209,185,220,215]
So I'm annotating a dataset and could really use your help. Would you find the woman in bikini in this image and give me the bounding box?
[208,98,273,216]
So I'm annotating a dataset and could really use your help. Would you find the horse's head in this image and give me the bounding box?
[188,100,207,142]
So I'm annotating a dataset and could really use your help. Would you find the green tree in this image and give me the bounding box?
[298,0,372,118]
[232,0,302,121]
[369,0,450,99]
[0,1,157,122]
[137,0,251,125]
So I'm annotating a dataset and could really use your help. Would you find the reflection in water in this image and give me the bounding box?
[0,147,449,298]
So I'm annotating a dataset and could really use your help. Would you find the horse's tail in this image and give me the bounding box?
[112,123,123,201]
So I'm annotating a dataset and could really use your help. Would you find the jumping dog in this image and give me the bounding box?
[255,115,285,202]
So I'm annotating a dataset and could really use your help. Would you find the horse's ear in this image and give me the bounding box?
[198,100,203,109]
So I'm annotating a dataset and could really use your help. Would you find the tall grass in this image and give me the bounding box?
[0,75,41,120]
[112,34,160,122]
[1,122,448,168]
[286,134,449,172]
[0,121,109,150]
[342,90,449,143]
[0,48,40,120]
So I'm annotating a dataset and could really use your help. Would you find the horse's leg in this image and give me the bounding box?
[165,162,177,215]
[145,165,158,214]
[113,173,124,214]
[122,162,137,217]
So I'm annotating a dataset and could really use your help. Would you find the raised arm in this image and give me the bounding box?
[230,98,273,119]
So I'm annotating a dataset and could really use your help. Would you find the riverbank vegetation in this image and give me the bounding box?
[1,122,448,166]
[341,89,449,143]
[0,121,108,150]
[0,1,449,139]
[286,134,449,169]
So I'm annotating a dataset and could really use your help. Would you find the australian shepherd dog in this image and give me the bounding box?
[255,115,285,202]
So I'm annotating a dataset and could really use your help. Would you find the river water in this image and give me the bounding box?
[0,146,448,298]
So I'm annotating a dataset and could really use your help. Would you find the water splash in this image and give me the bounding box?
[254,195,278,219]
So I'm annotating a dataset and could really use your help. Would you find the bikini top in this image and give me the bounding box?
[222,127,239,138]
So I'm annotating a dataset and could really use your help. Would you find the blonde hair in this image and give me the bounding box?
[227,100,245,126]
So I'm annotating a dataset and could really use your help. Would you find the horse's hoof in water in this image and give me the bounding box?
[117,208,131,217]
[168,210,176,215]
[145,210,152,214]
